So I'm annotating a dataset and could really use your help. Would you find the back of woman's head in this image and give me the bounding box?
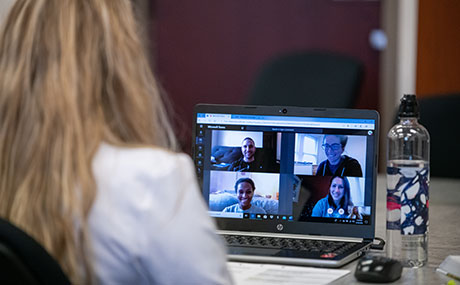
[0,0,176,148]
[0,0,176,282]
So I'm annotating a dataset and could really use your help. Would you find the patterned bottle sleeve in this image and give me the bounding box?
[387,166,429,234]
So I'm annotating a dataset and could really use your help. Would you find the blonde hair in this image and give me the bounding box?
[0,0,176,282]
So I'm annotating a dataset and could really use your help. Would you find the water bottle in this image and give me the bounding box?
[386,94,430,267]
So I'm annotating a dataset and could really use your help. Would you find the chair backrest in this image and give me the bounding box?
[417,93,460,178]
[0,218,71,285]
[248,51,363,108]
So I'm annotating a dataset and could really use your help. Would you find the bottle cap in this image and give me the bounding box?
[398,94,419,118]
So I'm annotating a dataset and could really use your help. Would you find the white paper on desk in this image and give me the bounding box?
[228,262,350,285]
[437,255,460,279]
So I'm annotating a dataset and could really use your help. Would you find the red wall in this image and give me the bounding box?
[152,0,381,149]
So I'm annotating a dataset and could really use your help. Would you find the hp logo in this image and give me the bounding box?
[276,224,284,231]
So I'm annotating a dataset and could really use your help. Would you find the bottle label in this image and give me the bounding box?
[387,165,429,234]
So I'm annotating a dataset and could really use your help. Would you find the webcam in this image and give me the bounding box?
[280,108,288,114]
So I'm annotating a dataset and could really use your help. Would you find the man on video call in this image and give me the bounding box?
[228,137,265,172]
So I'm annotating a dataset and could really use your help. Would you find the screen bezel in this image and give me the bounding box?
[192,104,379,239]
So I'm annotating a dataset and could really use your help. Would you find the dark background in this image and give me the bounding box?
[150,0,381,150]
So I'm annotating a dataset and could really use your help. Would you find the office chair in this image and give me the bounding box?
[248,51,363,108]
[416,93,460,178]
[0,218,71,285]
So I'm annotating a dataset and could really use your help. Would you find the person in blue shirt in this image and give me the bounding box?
[311,176,354,218]
[223,178,266,214]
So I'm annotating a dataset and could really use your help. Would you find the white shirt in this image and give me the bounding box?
[89,143,232,284]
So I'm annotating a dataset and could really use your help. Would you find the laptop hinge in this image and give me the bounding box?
[218,230,364,243]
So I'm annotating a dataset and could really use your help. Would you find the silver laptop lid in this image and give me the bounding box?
[192,104,379,239]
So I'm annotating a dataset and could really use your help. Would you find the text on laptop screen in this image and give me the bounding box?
[195,112,376,226]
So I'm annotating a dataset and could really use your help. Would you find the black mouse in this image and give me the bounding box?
[354,255,403,283]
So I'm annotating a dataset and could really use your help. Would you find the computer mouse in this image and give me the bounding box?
[354,255,403,283]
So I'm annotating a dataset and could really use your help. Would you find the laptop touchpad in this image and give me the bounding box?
[228,246,280,256]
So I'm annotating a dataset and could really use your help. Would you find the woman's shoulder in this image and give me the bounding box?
[93,143,192,179]
[91,143,196,211]
[94,142,190,166]
[311,197,328,217]
[89,143,199,239]
[315,197,329,208]
[318,196,329,203]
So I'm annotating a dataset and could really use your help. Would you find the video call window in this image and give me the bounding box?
[208,171,280,217]
[197,111,376,225]
[209,130,280,173]
[294,134,366,177]
[294,175,371,221]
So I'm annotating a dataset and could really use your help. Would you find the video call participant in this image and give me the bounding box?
[316,135,363,177]
[228,137,265,172]
[348,205,362,219]
[223,178,266,214]
[311,176,354,218]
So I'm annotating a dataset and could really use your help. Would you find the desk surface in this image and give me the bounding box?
[332,175,460,284]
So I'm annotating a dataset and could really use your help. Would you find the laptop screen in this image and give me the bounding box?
[192,104,379,239]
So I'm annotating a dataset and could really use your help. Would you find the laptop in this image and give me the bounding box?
[192,104,379,267]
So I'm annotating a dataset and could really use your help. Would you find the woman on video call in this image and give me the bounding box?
[311,176,354,218]
[222,178,266,214]
[0,0,231,284]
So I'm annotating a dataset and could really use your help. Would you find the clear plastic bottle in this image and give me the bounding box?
[386,94,430,267]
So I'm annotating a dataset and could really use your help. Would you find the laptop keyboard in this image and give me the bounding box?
[222,234,360,256]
